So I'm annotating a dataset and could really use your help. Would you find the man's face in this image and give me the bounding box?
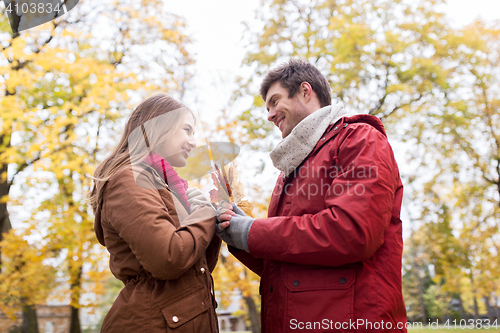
[266,82,311,139]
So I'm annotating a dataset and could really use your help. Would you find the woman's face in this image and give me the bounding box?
[155,112,196,168]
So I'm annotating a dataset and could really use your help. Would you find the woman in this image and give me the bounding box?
[89,93,232,332]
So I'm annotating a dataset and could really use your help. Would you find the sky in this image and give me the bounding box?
[167,0,500,114]
[166,0,500,158]
[167,0,261,114]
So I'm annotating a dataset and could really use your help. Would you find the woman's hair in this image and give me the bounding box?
[88,93,194,214]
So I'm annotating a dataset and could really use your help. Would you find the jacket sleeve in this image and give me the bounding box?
[206,235,222,273]
[247,124,400,267]
[103,169,216,280]
[228,246,265,277]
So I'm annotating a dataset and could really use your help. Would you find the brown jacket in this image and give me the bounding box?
[94,164,221,332]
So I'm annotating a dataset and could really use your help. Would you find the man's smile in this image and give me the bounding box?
[277,117,285,131]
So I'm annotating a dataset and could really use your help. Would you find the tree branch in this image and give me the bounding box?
[379,94,423,123]
[496,158,500,208]
[32,21,59,55]
[480,84,500,159]
[369,63,390,115]
[9,153,42,183]
[483,175,495,185]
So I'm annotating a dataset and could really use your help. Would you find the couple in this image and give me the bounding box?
[89,59,407,333]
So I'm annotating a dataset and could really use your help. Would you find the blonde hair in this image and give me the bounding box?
[88,93,194,214]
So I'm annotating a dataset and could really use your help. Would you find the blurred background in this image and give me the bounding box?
[0,0,499,332]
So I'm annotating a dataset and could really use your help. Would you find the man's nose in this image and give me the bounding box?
[268,109,277,123]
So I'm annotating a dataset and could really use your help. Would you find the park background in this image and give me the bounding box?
[0,0,499,332]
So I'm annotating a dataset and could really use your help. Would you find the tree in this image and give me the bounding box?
[213,245,261,333]
[225,0,500,322]
[402,220,434,323]
[404,19,500,319]
[237,0,463,131]
[0,229,55,333]
[0,0,195,331]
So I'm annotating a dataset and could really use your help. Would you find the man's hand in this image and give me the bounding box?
[232,203,246,217]
[216,209,255,252]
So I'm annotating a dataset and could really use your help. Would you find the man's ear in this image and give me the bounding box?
[299,82,313,101]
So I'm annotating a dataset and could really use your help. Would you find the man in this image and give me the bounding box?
[217,59,407,332]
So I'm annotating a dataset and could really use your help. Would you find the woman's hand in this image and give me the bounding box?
[186,187,211,211]
[216,200,234,230]
[215,201,254,251]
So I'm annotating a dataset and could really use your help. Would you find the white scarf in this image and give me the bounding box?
[270,102,355,177]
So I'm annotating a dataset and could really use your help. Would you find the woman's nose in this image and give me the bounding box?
[188,136,196,148]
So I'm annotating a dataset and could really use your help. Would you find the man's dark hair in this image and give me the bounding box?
[260,59,332,107]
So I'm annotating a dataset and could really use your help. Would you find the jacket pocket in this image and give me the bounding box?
[162,288,211,332]
[285,265,356,333]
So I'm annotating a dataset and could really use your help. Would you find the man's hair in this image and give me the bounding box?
[260,59,332,107]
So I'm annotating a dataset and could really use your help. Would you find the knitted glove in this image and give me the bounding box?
[186,187,211,211]
[232,203,246,216]
[216,214,254,252]
[216,223,236,248]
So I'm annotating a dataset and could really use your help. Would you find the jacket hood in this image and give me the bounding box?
[343,114,387,137]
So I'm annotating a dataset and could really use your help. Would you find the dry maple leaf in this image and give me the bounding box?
[210,163,254,216]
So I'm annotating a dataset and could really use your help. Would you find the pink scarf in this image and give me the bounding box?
[143,152,191,212]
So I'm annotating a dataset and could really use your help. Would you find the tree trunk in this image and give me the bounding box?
[20,303,38,333]
[3,1,22,35]
[473,297,480,320]
[417,274,428,323]
[69,264,83,333]
[243,296,260,333]
[457,293,468,320]
[469,274,480,320]
[495,295,500,320]
[0,160,13,267]
[484,296,496,322]
[69,306,81,333]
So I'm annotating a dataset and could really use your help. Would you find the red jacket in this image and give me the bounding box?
[230,114,407,332]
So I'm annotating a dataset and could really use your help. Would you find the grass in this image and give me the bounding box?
[408,327,500,332]
[233,330,500,332]
[231,327,500,333]
[406,320,500,332]
[231,324,500,333]
[408,327,500,333]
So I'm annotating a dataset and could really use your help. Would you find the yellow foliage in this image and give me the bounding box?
[0,0,195,318]
[232,0,500,321]
[0,230,55,318]
[213,244,260,314]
